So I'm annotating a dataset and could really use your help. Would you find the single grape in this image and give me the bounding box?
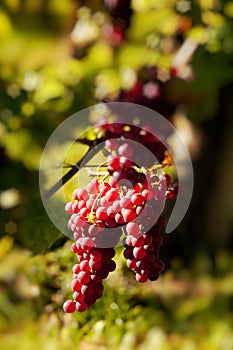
[63,300,76,313]
[77,271,91,285]
[76,301,88,312]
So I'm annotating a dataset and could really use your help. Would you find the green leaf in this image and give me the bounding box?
[191,48,233,91]
[33,78,66,105]
[128,9,179,40]
[117,45,160,69]
[3,129,42,169]
[85,41,114,70]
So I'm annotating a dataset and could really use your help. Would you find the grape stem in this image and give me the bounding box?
[43,137,105,199]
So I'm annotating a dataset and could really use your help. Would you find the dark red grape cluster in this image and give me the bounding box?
[111,67,176,119]
[101,122,167,165]
[63,124,177,313]
[103,0,132,47]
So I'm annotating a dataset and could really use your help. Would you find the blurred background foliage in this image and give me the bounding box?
[0,0,233,349]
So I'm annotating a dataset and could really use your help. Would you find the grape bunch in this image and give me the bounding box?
[64,243,117,313]
[124,220,165,283]
[103,66,176,120]
[103,0,132,47]
[63,122,177,313]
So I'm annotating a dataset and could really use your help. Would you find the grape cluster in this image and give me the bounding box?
[64,244,117,313]
[124,221,165,283]
[103,0,132,47]
[102,123,167,165]
[63,124,177,313]
[102,66,176,120]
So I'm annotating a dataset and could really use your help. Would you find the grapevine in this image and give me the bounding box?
[63,121,177,313]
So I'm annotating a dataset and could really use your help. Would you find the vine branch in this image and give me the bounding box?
[43,136,105,199]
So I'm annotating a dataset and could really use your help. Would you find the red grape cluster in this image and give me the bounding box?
[63,124,177,313]
[103,0,132,47]
[101,122,167,165]
[64,243,117,313]
[124,220,165,283]
[102,66,176,120]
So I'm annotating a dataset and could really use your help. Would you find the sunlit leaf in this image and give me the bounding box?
[175,297,213,319]
[95,69,121,100]
[21,102,35,117]
[118,45,160,69]
[55,59,85,86]
[132,0,177,12]
[188,25,209,44]
[129,9,179,40]
[0,236,13,258]
[198,0,220,10]
[33,78,66,105]
[202,11,226,28]
[85,40,114,70]
[3,129,42,169]
[0,11,12,37]
[48,0,74,15]
[224,1,233,18]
